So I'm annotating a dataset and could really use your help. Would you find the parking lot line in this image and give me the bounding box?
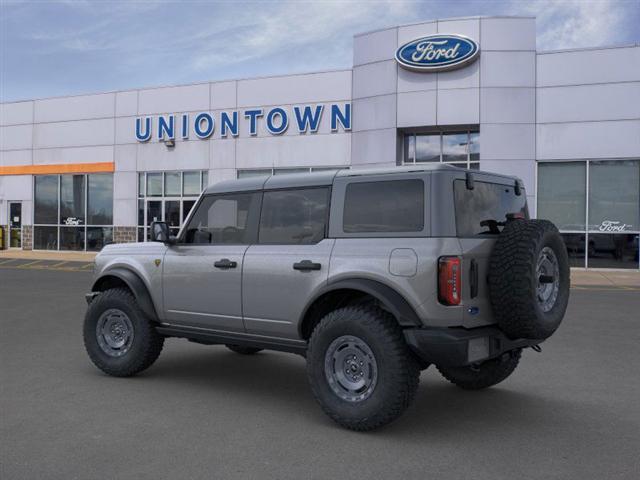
[16,260,43,268]
[49,261,69,268]
[0,258,20,265]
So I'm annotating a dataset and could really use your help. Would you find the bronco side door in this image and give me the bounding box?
[242,184,334,340]
[162,191,261,332]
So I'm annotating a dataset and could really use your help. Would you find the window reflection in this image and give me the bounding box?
[164,172,181,196]
[60,175,86,225]
[538,162,586,231]
[588,160,640,231]
[33,173,114,251]
[561,233,587,268]
[539,160,639,270]
[87,227,113,251]
[88,174,113,225]
[60,227,85,251]
[403,131,479,166]
[442,133,468,162]
[183,171,201,196]
[469,133,480,161]
[34,176,58,225]
[146,173,162,196]
[587,234,639,269]
[33,226,58,250]
[415,135,441,162]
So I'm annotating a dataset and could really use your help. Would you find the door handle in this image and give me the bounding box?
[214,258,237,269]
[293,260,321,271]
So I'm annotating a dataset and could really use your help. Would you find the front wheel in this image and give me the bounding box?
[306,306,420,431]
[436,349,522,390]
[83,288,164,377]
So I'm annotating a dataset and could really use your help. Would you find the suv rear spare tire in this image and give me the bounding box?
[489,219,570,340]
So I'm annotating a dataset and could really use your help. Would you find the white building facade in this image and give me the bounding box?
[1,16,639,269]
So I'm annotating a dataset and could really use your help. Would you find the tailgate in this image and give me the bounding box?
[458,238,497,328]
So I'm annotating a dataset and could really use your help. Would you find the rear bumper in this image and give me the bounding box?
[403,326,540,367]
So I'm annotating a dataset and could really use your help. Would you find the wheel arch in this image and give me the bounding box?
[298,278,422,340]
[92,267,158,321]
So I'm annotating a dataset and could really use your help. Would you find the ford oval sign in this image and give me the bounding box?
[395,34,480,72]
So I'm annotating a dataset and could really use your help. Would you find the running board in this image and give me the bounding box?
[156,324,308,356]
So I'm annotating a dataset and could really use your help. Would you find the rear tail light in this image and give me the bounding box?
[438,256,461,306]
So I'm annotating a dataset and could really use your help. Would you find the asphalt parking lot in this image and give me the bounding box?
[1,267,639,480]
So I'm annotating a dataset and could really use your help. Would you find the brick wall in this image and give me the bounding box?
[113,226,137,244]
[22,225,33,250]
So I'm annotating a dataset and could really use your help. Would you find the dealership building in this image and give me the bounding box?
[1,16,639,269]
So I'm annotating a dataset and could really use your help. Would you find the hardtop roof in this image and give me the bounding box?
[203,164,521,194]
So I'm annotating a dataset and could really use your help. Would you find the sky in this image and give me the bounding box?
[1,0,639,102]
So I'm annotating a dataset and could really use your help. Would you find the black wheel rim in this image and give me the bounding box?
[96,308,134,357]
[324,335,378,402]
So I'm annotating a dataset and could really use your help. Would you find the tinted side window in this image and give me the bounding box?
[259,188,329,244]
[183,193,260,244]
[454,180,528,236]
[343,180,424,233]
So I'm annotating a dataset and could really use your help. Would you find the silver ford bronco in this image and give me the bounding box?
[84,165,570,431]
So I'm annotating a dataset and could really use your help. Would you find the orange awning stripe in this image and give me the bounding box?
[0,162,115,176]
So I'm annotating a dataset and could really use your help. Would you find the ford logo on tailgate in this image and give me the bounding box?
[396,34,479,72]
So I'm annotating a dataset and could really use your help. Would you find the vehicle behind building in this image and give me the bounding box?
[83,165,570,431]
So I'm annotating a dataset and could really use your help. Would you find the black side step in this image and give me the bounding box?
[156,324,308,356]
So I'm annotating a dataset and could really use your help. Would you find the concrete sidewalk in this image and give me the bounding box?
[570,268,640,288]
[1,249,638,287]
[0,249,96,262]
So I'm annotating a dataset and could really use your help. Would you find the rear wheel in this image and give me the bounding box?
[225,344,263,355]
[437,349,522,390]
[307,306,419,431]
[83,288,164,377]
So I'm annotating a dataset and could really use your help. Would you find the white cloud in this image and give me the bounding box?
[509,0,630,50]
[188,0,413,72]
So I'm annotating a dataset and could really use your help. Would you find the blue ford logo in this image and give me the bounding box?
[395,34,480,72]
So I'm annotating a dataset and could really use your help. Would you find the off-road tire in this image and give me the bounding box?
[225,344,263,355]
[83,288,164,377]
[437,349,522,390]
[306,306,420,431]
[489,219,570,340]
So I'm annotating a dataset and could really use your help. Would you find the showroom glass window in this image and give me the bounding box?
[538,160,639,269]
[33,174,113,251]
[137,170,209,241]
[403,131,479,169]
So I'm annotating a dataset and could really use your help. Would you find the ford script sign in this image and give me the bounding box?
[395,34,480,72]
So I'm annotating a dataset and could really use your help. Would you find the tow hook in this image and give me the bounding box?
[530,344,542,353]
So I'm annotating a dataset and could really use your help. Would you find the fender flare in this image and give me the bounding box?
[92,267,158,321]
[300,278,422,329]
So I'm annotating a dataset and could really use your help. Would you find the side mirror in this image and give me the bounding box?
[150,221,171,243]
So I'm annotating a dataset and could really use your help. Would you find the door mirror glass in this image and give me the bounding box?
[151,221,170,243]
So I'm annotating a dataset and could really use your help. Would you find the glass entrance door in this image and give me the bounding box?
[142,198,194,240]
[9,202,22,248]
